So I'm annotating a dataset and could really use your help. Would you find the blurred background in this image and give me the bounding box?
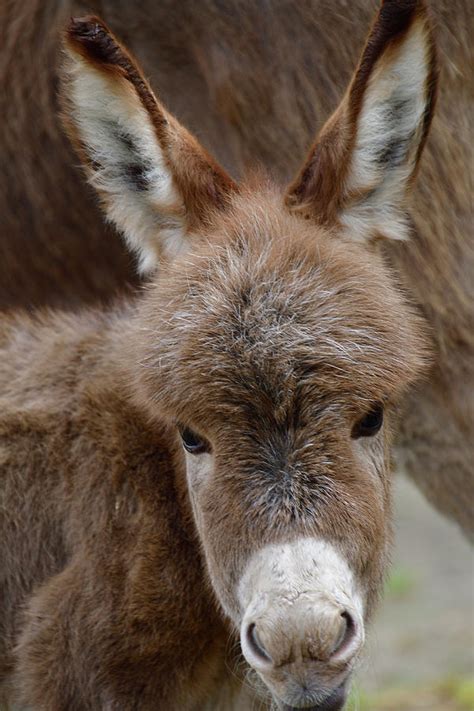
[350,475,474,711]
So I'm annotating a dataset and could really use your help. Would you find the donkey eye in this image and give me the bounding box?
[180,427,210,455]
[351,404,384,439]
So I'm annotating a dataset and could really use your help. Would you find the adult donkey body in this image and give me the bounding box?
[1,0,472,538]
[0,2,449,709]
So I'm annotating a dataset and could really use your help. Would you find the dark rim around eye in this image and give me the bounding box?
[179,427,210,455]
[351,404,384,439]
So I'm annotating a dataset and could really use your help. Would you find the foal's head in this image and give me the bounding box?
[61,1,436,707]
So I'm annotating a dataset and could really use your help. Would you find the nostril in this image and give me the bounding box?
[330,610,359,662]
[245,622,273,664]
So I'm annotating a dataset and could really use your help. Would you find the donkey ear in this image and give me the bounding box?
[286,0,437,242]
[61,17,237,273]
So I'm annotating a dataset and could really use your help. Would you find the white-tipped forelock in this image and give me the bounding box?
[341,20,430,242]
[66,53,188,273]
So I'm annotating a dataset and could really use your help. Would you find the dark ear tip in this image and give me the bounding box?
[379,0,425,12]
[66,15,107,41]
[377,0,430,33]
[377,0,423,28]
[65,15,124,67]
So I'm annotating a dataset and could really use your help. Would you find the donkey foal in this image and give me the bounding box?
[0,2,437,709]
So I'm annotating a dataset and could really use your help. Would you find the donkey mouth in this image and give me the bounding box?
[280,682,347,711]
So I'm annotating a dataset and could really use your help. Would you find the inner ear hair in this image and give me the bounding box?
[60,16,238,273]
[64,17,161,121]
[285,0,438,242]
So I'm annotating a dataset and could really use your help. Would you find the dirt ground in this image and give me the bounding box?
[351,474,474,711]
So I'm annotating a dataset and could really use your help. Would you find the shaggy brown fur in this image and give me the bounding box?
[0,3,452,709]
[0,310,236,709]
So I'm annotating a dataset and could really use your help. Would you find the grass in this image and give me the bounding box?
[346,676,474,711]
[384,566,417,599]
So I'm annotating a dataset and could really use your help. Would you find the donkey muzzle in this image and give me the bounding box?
[238,538,364,709]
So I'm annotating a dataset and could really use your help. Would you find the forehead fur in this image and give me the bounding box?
[132,186,428,425]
